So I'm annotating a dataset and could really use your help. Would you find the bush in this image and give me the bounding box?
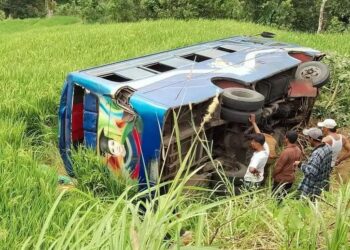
[48,0,350,32]
[109,0,143,22]
[327,17,348,33]
[61,0,144,23]
[55,2,82,17]
[261,0,296,29]
[274,0,296,29]
[313,54,350,126]
[217,0,244,20]
[80,0,111,23]
[290,0,320,32]
[0,0,46,19]
[139,0,199,20]
[0,10,5,20]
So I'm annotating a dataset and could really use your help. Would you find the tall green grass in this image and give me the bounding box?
[1,16,350,248]
[0,16,80,35]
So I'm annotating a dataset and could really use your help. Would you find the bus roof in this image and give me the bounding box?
[70,36,322,108]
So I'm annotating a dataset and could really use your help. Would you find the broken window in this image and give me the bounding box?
[114,86,135,117]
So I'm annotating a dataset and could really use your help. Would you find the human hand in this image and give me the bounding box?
[294,161,301,168]
[253,168,260,176]
[249,167,259,175]
[249,114,256,124]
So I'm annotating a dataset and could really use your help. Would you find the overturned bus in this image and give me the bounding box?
[58,35,330,187]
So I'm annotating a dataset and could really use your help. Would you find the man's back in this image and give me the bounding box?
[273,144,302,183]
[298,143,332,197]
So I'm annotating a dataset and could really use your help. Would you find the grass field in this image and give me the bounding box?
[1,16,350,249]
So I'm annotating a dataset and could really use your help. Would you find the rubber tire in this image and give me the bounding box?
[221,107,262,124]
[224,162,248,179]
[222,88,265,111]
[295,61,330,88]
[210,163,247,187]
[272,127,286,147]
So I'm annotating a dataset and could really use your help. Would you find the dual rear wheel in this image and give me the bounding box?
[221,88,265,124]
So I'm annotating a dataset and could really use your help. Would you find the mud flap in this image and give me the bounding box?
[288,80,317,98]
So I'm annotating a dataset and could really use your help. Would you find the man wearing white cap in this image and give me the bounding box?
[317,119,350,167]
[294,127,332,200]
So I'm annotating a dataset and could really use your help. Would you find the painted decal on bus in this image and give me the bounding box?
[97,95,143,179]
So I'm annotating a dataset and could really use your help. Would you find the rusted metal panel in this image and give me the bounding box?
[288,80,317,97]
[289,52,313,62]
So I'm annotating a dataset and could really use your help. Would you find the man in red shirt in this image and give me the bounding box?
[272,130,302,200]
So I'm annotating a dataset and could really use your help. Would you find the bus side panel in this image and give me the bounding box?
[97,95,143,179]
[129,94,167,188]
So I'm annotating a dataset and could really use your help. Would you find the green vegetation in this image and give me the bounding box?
[0,15,80,34]
[0,16,350,249]
[55,0,350,32]
[1,0,350,32]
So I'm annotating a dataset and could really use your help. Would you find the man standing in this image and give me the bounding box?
[244,133,269,189]
[295,127,332,200]
[248,114,273,158]
[317,118,350,167]
[248,114,277,183]
[272,131,302,199]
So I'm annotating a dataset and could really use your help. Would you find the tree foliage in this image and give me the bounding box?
[0,9,5,20]
[0,0,46,18]
[1,0,349,32]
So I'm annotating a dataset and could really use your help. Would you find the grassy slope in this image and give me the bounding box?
[0,17,350,249]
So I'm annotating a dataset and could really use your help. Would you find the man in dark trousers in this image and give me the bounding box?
[294,127,333,200]
[272,130,302,201]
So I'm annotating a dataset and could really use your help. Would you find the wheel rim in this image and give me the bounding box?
[300,66,321,80]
